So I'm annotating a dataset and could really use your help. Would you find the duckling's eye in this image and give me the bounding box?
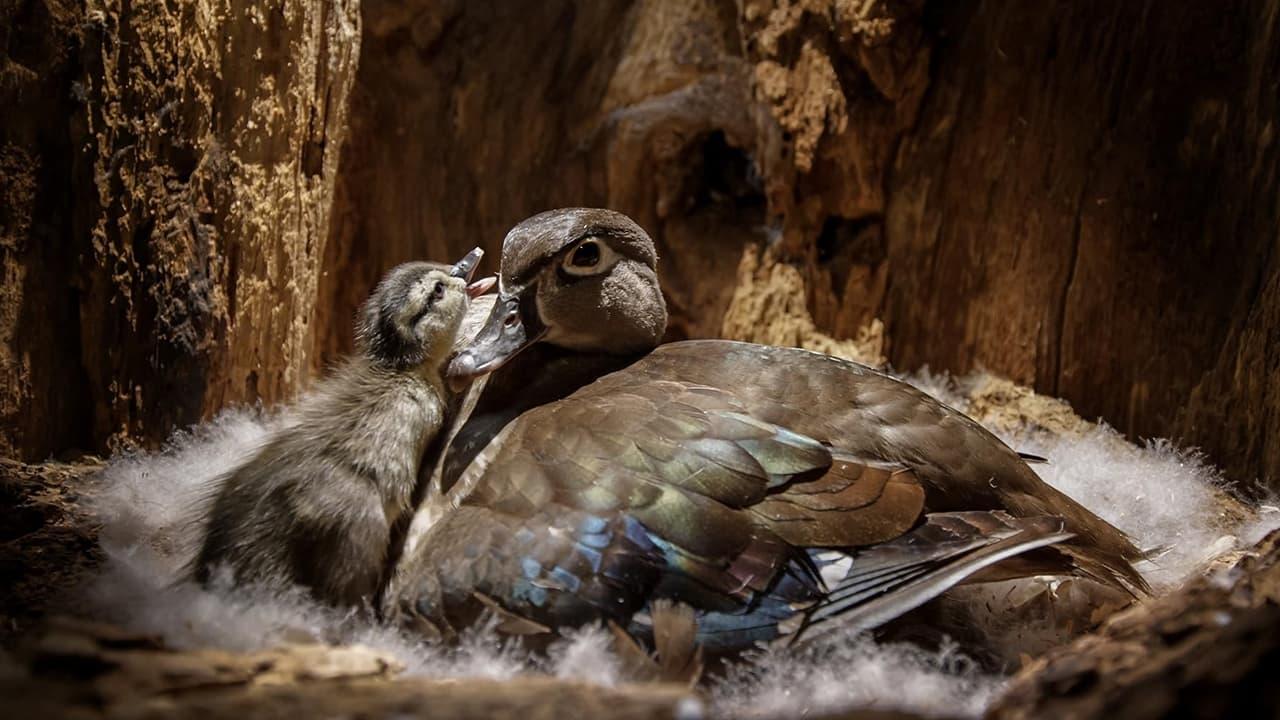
[570,240,600,268]
[431,281,445,301]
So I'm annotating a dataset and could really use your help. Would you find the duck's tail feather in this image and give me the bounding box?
[1007,479,1148,593]
[1058,543,1151,597]
[783,511,1073,645]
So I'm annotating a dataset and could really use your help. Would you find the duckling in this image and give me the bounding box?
[192,249,494,608]
[385,209,1148,651]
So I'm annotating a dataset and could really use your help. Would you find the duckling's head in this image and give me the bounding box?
[358,248,495,372]
[449,208,667,378]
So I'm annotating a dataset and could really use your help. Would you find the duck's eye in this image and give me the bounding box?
[561,237,620,277]
[570,241,600,268]
[431,281,445,301]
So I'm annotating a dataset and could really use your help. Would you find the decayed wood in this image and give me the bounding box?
[73,0,361,451]
[0,458,101,642]
[1,0,361,461]
[712,0,1280,492]
[6,3,1280,715]
[989,529,1280,719]
[721,244,886,367]
[879,1,1280,493]
[0,0,89,460]
[3,617,697,720]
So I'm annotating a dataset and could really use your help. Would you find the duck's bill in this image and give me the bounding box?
[447,293,546,379]
[450,247,485,282]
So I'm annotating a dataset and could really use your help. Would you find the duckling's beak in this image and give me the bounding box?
[447,290,546,379]
[450,247,484,281]
[450,247,497,299]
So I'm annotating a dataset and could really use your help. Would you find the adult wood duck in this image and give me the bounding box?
[383,209,1147,651]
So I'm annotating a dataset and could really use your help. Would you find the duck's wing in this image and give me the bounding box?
[457,377,926,555]
[449,380,919,617]
[623,341,1148,595]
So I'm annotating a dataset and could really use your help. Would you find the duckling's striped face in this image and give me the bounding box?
[359,258,486,370]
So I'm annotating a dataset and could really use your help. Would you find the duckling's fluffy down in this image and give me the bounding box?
[83,373,1279,719]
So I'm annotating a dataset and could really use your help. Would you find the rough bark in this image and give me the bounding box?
[0,458,100,640]
[74,0,361,451]
[1,0,361,461]
[0,0,90,460]
[880,1,1280,493]
[700,0,1280,492]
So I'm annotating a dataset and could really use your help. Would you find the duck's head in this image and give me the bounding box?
[358,248,496,371]
[449,208,667,379]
